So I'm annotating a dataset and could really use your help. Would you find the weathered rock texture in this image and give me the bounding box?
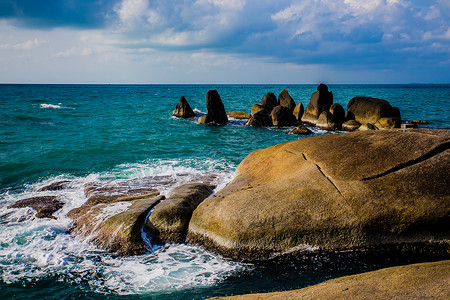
[197,90,228,124]
[209,260,450,300]
[301,84,333,125]
[187,129,450,259]
[342,120,361,131]
[172,96,195,118]
[146,183,215,244]
[278,88,296,111]
[287,125,312,135]
[316,111,339,130]
[347,97,401,127]
[8,196,64,219]
[37,180,71,192]
[68,195,163,256]
[293,102,304,122]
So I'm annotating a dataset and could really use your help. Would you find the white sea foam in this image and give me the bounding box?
[40,103,63,109]
[0,158,242,294]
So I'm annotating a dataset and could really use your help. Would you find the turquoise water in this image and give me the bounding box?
[1,84,449,299]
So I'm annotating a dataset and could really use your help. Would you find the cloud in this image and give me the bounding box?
[53,47,93,57]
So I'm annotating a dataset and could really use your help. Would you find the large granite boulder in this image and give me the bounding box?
[187,129,450,259]
[278,88,296,111]
[347,97,401,126]
[172,96,195,118]
[301,83,333,125]
[197,90,228,125]
[259,93,278,112]
[211,260,450,299]
[146,183,215,244]
[8,196,64,219]
[292,102,304,121]
[270,105,299,127]
[245,109,272,127]
[316,111,339,130]
[68,195,163,256]
[329,103,345,124]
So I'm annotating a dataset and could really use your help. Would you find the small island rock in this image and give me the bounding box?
[172,96,195,118]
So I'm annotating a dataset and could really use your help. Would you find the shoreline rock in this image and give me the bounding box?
[209,260,450,299]
[186,129,450,260]
[197,90,228,125]
[172,96,195,118]
[8,196,64,219]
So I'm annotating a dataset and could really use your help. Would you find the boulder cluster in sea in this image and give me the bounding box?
[171,84,405,133]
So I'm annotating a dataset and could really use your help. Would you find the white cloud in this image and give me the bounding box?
[13,38,47,50]
[53,47,93,57]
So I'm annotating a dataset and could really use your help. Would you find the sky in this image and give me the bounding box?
[0,0,449,84]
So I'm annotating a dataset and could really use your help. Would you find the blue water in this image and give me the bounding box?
[0,84,449,299]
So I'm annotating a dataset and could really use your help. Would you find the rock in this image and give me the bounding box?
[292,102,304,121]
[68,195,163,256]
[37,180,71,192]
[301,84,333,125]
[270,105,299,127]
[187,129,450,259]
[287,125,312,135]
[172,96,195,118]
[84,177,161,206]
[347,97,401,125]
[197,90,228,125]
[245,109,273,127]
[342,120,361,131]
[8,196,64,219]
[227,112,251,120]
[375,117,401,129]
[278,88,296,111]
[259,93,278,112]
[146,183,215,244]
[316,111,339,130]
[329,103,345,124]
[358,123,378,131]
[210,260,450,299]
[250,104,264,116]
[412,119,429,125]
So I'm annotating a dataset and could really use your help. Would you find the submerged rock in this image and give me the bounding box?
[8,196,64,219]
[187,129,450,259]
[68,195,163,256]
[37,180,72,192]
[287,125,312,135]
[197,90,228,125]
[213,260,450,299]
[227,112,251,120]
[172,96,195,118]
[146,183,215,244]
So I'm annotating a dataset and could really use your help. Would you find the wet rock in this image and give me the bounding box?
[84,177,162,206]
[187,129,450,259]
[172,96,195,118]
[227,112,251,120]
[68,195,164,256]
[342,120,361,131]
[287,125,312,135]
[146,183,215,244]
[278,88,296,111]
[412,119,429,125]
[270,105,299,127]
[346,97,401,126]
[301,84,333,125]
[37,180,72,192]
[8,196,64,219]
[197,90,228,125]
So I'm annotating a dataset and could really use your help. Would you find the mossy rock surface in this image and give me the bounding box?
[209,260,450,299]
[187,129,450,259]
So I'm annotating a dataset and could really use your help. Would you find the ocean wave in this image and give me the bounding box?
[0,158,241,294]
[40,103,63,109]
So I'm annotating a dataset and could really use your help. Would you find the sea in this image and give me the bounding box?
[0,84,449,299]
